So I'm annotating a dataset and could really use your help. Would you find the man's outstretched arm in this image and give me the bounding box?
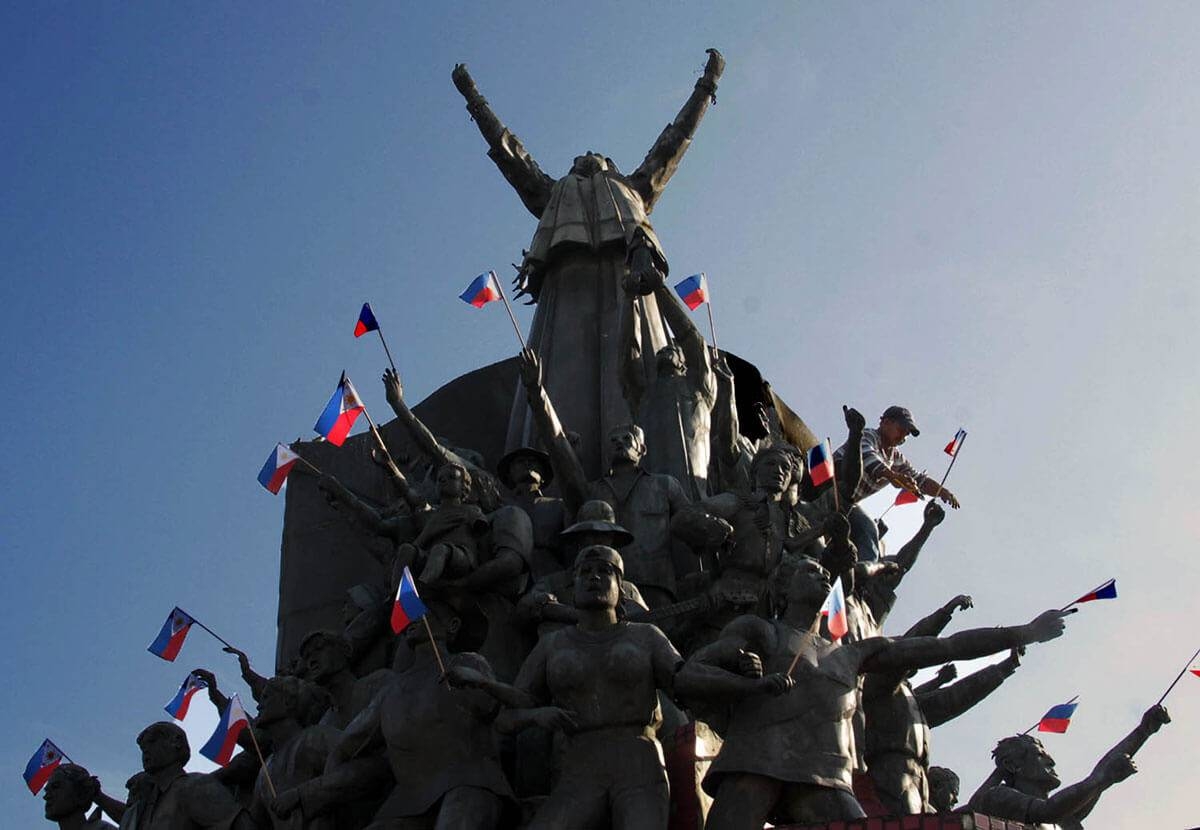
[630,49,725,212]
[919,648,1021,727]
[452,63,555,217]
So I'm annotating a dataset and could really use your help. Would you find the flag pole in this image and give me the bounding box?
[1021,695,1079,735]
[178,609,236,650]
[492,272,528,351]
[1156,642,1200,706]
[375,329,399,375]
[357,406,407,484]
[243,719,276,798]
[1060,579,1110,612]
[294,454,323,477]
[421,616,448,676]
[702,273,720,350]
[932,434,967,501]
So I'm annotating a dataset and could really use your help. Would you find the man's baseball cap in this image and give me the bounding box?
[882,406,920,436]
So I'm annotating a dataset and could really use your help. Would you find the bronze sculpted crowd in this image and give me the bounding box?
[49,49,1170,830]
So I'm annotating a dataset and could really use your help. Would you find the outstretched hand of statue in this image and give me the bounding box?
[190,668,218,691]
[222,646,252,675]
[444,664,489,690]
[842,405,866,433]
[382,368,404,410]
[736,649,764,679]
[1022,608,1075,644]
[452,64,478,98]
[933,663,958,685]
[923,501,946,526]
[945,594,973,614]
[1140,704,1171,734]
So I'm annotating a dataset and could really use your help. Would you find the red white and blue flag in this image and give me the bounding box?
[820,576,848,641]
[164,671,209,721]
[391,566,429,634]
[148,607,195,662]
[807,439,835,487]
[674,273,709,311]
[23,739,67,795]
[459,271,502,308]
[1037,701,1079,733]
[199,693,249,766]
[1072,578,1117,605]
[944,428,967,457]
[314,372,365,447]
[257,443,300,495]
[354,303,380,338]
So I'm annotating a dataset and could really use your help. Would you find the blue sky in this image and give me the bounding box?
[3,2,1198,825]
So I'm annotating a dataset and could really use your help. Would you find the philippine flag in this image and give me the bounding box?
[164,672,209,721]
[1038,701,1079,733]
[807,439,835,487]
[23,739,66,795]
[148,607,195,662]
[459,271,502,308]
[391,566,429,634]
[820,576,849,641]
[894,489,921,506]
[199,694,249,766]
[944,428,967,457]
[257,443,300,495]
[314,372,366,447]
[673,273,709,311]
[354,303,380,338]
[1072,578,1118,605]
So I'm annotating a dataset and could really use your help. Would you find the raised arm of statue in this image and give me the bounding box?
[902,594,973,639]
[382,368,455,469]
[630,48,725,212]
[319,473,423,545]
[919,648,1019,727]
[518,348,589,515]
[838,405,866,507]
[452,63,555,218]
[861,609,1072,675]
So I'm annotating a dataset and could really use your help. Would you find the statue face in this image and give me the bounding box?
[928,773,960,811]
[509,457,544,488]
[138,727,186,773]
[301,640,348,682]
[43,771,88,820]
[753,452,792,494]
[571,153,608,177]
[256,681,294,726]
[1001,738,1060,789]
[787,559,832,607]
[607,427,645,466]
[437,465,467,499]
[656,345,686,377]
[574,557,621,611]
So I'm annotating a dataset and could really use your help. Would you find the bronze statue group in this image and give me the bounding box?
[35,50,1174,830]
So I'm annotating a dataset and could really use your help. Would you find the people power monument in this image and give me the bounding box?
[243,49,1170,830]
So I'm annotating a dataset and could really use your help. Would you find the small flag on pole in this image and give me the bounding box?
[22,739,66,795]
[391,566,429,634]
[199,694,249,766]
[1072,578,1117,605]
[164,672,209,721]
[459,271,502,308]
[1037,701,1079,733]
[1190,667,1200,679]
[894,489,920,506]
[807,439,835,487]
[354,303,380,338]
[257,443,300,494]
[944,428,967,457]
[820,576,848,641]
[674,273,709,311]
[148,607,195,662]
[314,372,365,447]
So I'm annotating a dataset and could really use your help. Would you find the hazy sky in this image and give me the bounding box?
[3,2,1198,825]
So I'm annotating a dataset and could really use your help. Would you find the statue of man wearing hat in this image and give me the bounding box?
[833,405,960,562]
[447,545,697,829]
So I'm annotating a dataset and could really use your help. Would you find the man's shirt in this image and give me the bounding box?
[835,428,924,502]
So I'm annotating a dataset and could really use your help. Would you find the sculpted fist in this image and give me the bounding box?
[843,405,866,432]
[933,664,958,685]
[382,368,404,409]
[736,649,764,679]
[757,672,795,696]
[444,665,488,689]
[704,48,725,79]
[923,501,945,526]
[272,788,301,818]
[946,594,973,613]
[519,349,542,389]
[452,63,477,97]
[1097,753,1137,785]
[1000,647,1024,674]
[1024,608,1074,644]
[1140,704,1170,733]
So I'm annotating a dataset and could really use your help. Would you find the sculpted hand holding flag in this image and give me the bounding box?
[165,671,209,720]
[1062,578,1117,610]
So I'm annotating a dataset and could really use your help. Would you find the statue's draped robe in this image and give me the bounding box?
[506,171,670,477]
